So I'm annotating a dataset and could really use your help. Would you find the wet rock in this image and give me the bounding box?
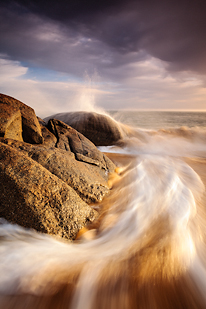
[44,111,124,146]
[0,142,98,240]
[0,93,43,144]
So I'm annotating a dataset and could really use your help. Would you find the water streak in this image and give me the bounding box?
[0,122,206,308]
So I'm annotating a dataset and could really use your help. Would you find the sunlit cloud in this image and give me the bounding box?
[1,55,206,116]
[0,57,112,117]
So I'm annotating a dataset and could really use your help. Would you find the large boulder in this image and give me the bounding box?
[0,94,117,240]
[0,93,43,144]
[1,137,114,204]
[0,142,98,240]
[44,111,124,146]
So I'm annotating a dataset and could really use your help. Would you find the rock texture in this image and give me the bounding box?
[44,111,124,146]
[0,94,116,240]
[1,137,113,204]
[0,142,97,240]
[38,118,57,148]
[0,93,43,144]
[47,119,114,171]
[0,104,23,141]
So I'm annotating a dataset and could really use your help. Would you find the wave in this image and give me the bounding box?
[1,113,206,308]
[98,124,206,158]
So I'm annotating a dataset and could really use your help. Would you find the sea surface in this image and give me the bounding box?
[0,110,206,308]
[108,110,206,129]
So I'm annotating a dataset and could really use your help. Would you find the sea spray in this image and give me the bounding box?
[71,71,106,115]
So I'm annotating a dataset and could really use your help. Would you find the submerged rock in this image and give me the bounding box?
[44,111,124,146]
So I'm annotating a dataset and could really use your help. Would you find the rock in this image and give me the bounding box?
[0,137,114,203]
[0,142,98,240]
[0,93,43,144]
[38,119,57,148]
[0,94,117,240]
[44,111,124,146]
[0,104,23,141]
[47,119,115,171]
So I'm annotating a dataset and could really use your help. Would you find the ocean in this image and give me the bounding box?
[0,110,206,308]
[108,110,206,129]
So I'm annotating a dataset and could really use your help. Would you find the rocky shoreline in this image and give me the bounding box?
[0,93,122,240]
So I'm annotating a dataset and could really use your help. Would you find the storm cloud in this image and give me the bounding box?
[1,0,206,75]
[0,0,206,112]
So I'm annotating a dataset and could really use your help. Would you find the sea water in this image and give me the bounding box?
[108,110,206,129]
[0,110,206,308]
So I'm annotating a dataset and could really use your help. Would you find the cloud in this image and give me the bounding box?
[0,56,27,79]
[0,7,130,79]
[0,1,206,112]
[0,57,111,117]
[2,0,206,76]
[101,56,206,110]
[1,56,205,116]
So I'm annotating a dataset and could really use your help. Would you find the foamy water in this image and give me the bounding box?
[1,113,206,308]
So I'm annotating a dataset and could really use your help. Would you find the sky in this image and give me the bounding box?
[0,0,206,117]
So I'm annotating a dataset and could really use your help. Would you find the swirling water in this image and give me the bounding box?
[0,111,206,308]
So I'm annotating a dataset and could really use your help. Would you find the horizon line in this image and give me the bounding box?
[106,108,206,112]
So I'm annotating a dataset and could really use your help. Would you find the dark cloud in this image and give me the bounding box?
[1,0,206,77]
[5,0,128,20]
[0,4,148,82]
